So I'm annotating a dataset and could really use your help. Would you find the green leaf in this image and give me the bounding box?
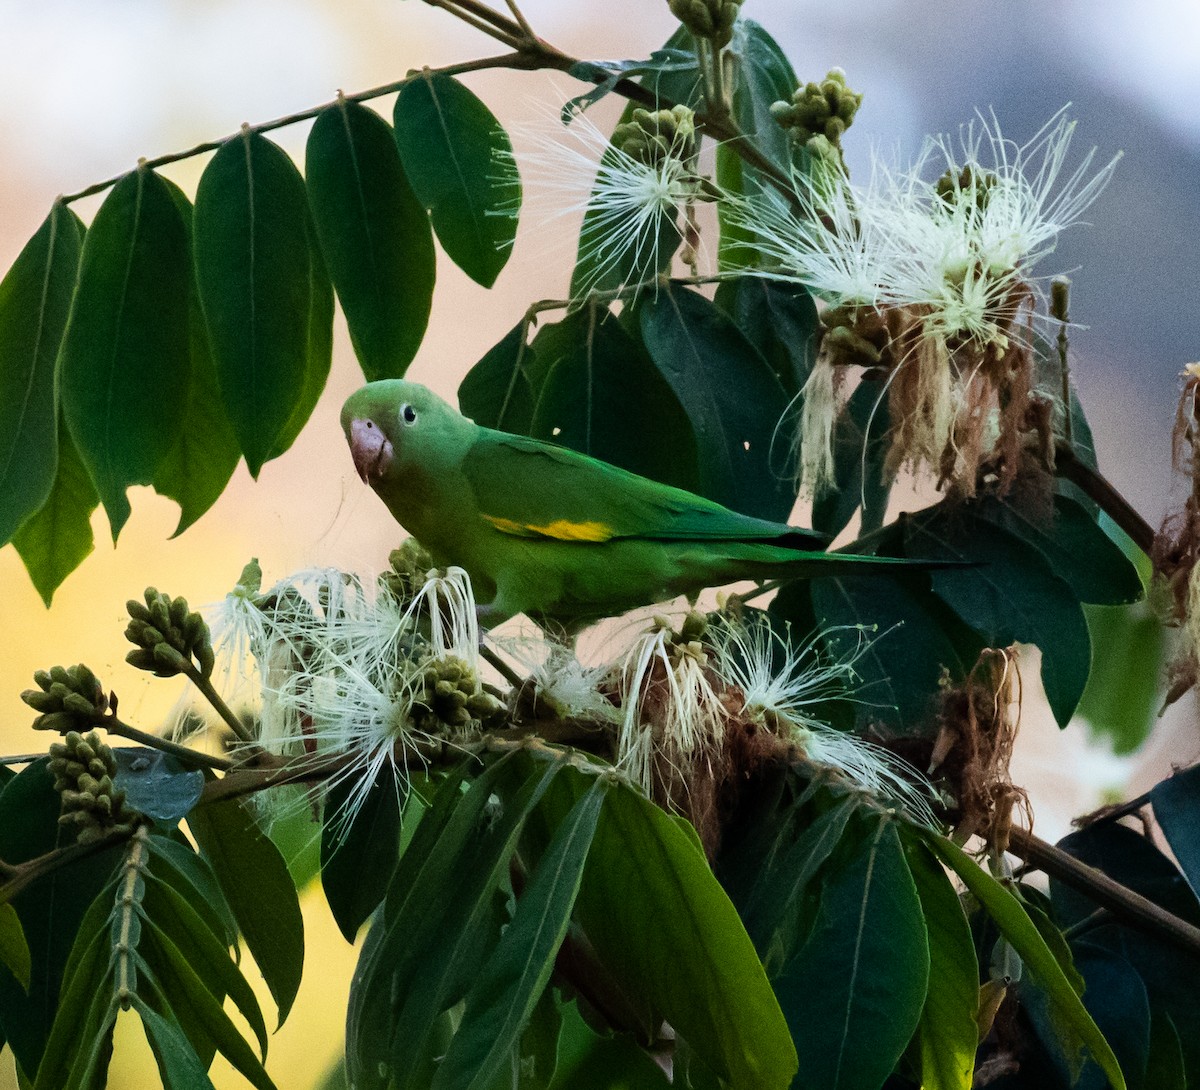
[134,997,216,1090]
[1068,943,1150,1090]
[903,834,977,1090]
[320,765,402,942]
[458,321,536,434]
[729,20,797,171]
[393,73,519,288]
[0,202,84,547]
[1150,764,1200,900]
[11,417,99,606]
[718,276,818,399]
[152,182,240,537]
[0,903,30,992]
[638,284,794,519]
[187,797,304,1027]
[58,167,191,537]
[112,750,203,826]
[307,99,434,380]
[145,835,237,947]
[435,776,608,1090]
[775,816,929,1090]
[193,130,315,476]
[531,306,699,492]
[903,504,1090,726]
[515,986,562,1090]
[139,920,276,1090]
[1144,1012,1186,1090]
[562,49,699,118]
[977,493,1143,606]
[929,834,1127,1090]
[0,762,123,1076]
[570,779,797,1089]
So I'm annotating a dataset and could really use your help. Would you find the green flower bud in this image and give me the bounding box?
[380,539,438,606]
[410,655,505,735]
[668,0,744,48]
[613,105,700,169]
[772,68,862,150]
[125,588,214,679]
[47,729,139,842]
[21,664,108,731]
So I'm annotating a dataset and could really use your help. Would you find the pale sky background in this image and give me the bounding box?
[1,2,1198,1086]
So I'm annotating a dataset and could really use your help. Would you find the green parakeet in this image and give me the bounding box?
[342,380,915,626]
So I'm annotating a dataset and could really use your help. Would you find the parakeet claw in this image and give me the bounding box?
[348,418,394,483]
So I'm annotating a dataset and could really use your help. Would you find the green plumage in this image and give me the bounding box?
[342,380,911,626]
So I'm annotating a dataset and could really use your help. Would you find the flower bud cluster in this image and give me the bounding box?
[935,164,997,215]
[379,539,438,607]
[48,730,137,842]
[668,0,743,48]
[770,69,862,150]
[411,655,505,735]
[658,609,711,666]
[613,106,699,169]
[125,588,214,678]
[22,664,108,733]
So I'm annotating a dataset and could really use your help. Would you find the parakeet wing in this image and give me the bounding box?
[462,431,827,548]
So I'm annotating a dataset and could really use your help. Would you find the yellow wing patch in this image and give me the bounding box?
[483,514,614,542]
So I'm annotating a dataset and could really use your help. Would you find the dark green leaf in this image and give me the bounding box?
[307,99,434,380]
[112,750,203,826]
[531,306,699,491]
[194,130,315,476]
[1069,943,1150,1090]
[903,834,977,1090]
[730,20,797,171]
[977,494,1142,606]
[1144,1012,1186,1090]
[12,417,98,605]
[0,903,30,992]
[570,777,797,1089]
[435,777,608,1090]
[715,144,756,271]
[515,986,561,1090]
[152,181,240,536]
[58,169,190,537]
[903,504,1090,726]
[187,797,304,1026]
[139,919,276,1090]
[146,835,237,948]
[0,202,84,547]
[719,276,818,399]
[134,997,216,1090]
[775,816,929,1090]
[1150,764,1200,900]
[320,765,403,942]
[458,321,536,434]
[0,762,123,1075]
[638,284,793,519]
[930,834,1127,1090]
[562,49,698,118]
[141,869,267,1059]
[811,380,893,539]
[393,73,518,288]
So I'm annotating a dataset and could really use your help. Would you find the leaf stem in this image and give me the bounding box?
[180,664,256,744]
[480,644,524,690]
[1055,444,1156,556]
[1007,825,1200,959]
[104,715,234,772]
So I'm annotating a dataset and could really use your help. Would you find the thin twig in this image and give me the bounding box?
[105,716,234,772]
[1008,825,1200,959]
[480,645,524,690]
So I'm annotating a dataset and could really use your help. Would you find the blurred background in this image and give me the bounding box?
[2,1,1198,1085]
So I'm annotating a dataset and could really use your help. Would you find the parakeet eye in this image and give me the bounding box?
[400,404,418,426]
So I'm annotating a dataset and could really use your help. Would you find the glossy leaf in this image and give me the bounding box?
[531,305,699,491]
[730,20,797,171]
[1149,763,1200,899]
[458,321,536,434]
[11,418,99,605]
[145,835,237,948]
[112,750,203,826]
[0,904,30,992]
[58,167,191,537]
[977,493,1143,606]
[152,181,240,536]
[903,834,977,1090]
[194,130,315,476]
[187,797,304,1027]
[434,777,608,1090]
[774,816,929,1090]
[639,284,794,519]
[929,834,1127,1090]
[562,49,698,118]
[393,73,519,288]
[718,276,818,399]
[1069,943,1150,1090]
[135,998,216,1090]
[320,765,403,942]
[0,202,84,547]
[903,505,1091,726]
[0,762,123,1075]
[568,777,797,1089]
[307,99,434,380]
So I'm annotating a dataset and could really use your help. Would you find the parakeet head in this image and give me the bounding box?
[341,380,473,487]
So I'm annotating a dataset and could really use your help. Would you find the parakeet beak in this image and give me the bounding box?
[348,418,394,483]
